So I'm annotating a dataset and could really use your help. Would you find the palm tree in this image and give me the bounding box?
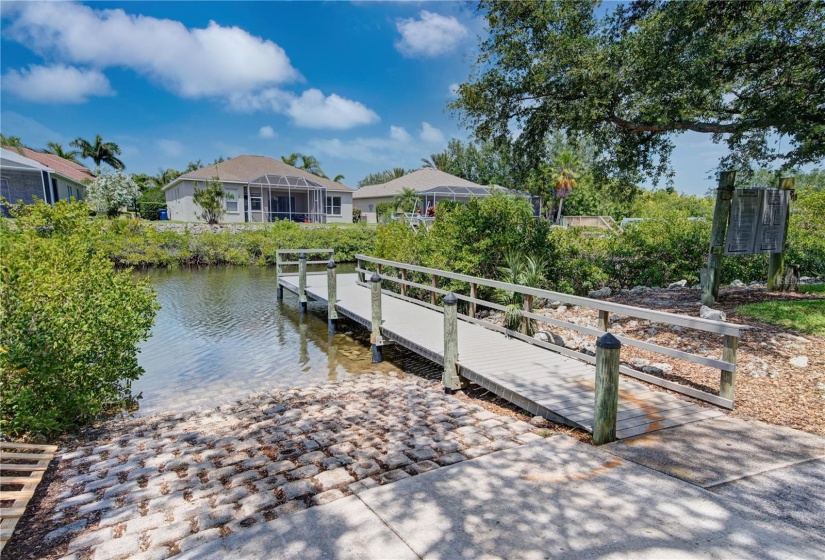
[393,187,421,213]
[385,167,407,181]
[421,152,451,171]
[281,152,328,178]
[71,134,125,170]
[1,134,23,150]
[496,252,548,334]
[551,149,580,224]
[43,142,80,162]
[150,168,182,189]
[333,174,345,183]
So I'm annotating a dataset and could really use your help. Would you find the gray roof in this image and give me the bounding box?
[353,168,483,199]
[165,155,353,192]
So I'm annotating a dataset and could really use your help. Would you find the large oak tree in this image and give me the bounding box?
[451,0,825,183]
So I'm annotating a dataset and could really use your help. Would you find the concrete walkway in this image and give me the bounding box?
[182,434,825,559]
[604,415,825,537]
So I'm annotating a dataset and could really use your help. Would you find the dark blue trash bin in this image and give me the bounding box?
[158,209,168,221]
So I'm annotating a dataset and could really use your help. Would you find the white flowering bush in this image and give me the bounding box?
[86,167,140,217]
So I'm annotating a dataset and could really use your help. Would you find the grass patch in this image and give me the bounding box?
[737,299,825,336]
[800,284,825,294]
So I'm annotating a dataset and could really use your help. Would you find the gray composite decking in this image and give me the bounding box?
[280,273,723,439]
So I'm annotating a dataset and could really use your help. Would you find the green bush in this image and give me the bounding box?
[1,201,158,438]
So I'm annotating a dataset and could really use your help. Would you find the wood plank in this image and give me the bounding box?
[0,489,35,499]
[0,476,38,484]
[0,453,52,461]
[0,508,26,519]
[0,443,57,452]
[0,464,48,472]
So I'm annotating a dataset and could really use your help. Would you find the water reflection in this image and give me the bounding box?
[133,265,379,415]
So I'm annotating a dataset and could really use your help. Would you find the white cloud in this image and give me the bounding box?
[2,64,113,103]
[4,2,299,98]
[231,88,379,130]
[395,11,469,57]
[286,89,379,129]
[390,125,412,143]
[419,122,445,144]
[157,139,183,157]
[258,126,276,139]
[308,122,449,167]
[448,83,460,97]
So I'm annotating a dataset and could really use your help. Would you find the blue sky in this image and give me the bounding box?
[1,1,742,194]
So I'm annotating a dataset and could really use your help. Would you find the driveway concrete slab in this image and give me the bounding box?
[359,435,825,559]
[707,457,825,538]
[604,416,825,487]
[177,495,417,560]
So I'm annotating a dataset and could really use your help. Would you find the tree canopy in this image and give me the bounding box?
[71,134,125,170]
[451,0,825,183]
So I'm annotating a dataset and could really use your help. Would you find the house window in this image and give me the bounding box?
[326,196,342,216]
[0,178,9,200]
[250,197,262,211]
[368,204,373,212]
[225,188,239,213]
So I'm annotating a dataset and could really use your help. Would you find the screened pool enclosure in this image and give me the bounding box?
[246,174,327,223]
[418,185,541,217]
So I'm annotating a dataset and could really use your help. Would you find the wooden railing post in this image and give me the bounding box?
[431,274,438,306]
[401,269,408,297]
[720,335,738,401]
[470,283,477,318]
[522,294,533,335]
[276,252,283,300]
[443,292,461,392]
[371,272,383,363]
[357,258,365,283]
[327,259,338,333]
[598,310,609,332]
[594,333,621,445]
[298,252,308,312]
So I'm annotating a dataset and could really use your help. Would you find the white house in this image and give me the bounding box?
[353,167,539,223]
[163,155,354,224]
[0,147,92,209]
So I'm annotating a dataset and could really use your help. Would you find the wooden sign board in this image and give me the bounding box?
[724,188,790,255]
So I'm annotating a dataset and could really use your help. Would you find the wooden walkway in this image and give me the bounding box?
[1,442,57,551]
[280,273,723,439]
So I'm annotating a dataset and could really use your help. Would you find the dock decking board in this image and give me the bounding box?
[280,274,723,439]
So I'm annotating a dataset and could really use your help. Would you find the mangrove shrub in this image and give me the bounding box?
[0,201,158,437]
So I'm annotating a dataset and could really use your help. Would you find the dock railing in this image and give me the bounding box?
[276,249,334,310]
[354,254,744,410]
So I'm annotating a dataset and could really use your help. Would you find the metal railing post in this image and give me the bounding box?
[371,272,383,362]
[298,252,307,312]
[593,333,621,445]
[442,292,460,392]
[327,259,338,333]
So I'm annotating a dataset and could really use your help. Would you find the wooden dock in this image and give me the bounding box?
[279,272,725,440]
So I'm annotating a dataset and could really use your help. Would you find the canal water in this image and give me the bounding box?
[133,266,420,415]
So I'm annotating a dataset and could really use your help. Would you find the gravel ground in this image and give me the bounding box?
[4,374,564,560]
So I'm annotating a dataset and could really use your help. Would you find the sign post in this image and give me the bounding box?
[767,178,795,290]
[702,171,736,306]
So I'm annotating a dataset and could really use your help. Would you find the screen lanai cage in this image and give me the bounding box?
[246,174,327,223]
[418,185,541,217]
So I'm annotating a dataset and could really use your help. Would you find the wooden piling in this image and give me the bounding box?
[702,171,737,305]
[371,272,383,362]
[767,177,795,291]
[327,259,338,333]
[275,253,282,300]
[720,334,738,401]
[593,333,621,445]
[442,292,461,392]
[298,253,308,312]
[598,310,609,332]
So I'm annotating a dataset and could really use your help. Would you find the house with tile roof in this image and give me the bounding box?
[0,147,93,211]
[353,167,539,223]
[162,155,354,223]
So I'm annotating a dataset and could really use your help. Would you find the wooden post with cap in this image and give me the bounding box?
[370,272,383,363]
[593,332,621,445]
[298,252,308,312]
[442,292,461,393]
[327,258,338,333]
